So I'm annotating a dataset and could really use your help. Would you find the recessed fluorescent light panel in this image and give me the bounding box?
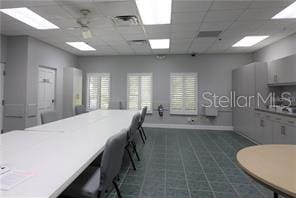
[232,36,269,47]
[66,42,96,51]
[0,7,59,30]
[149,39,170,49]
[135,0,172,25]
[272,1,296,19]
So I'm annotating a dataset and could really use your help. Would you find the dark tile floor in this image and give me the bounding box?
[108,128,274,198]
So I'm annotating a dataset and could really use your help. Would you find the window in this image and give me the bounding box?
[86,73,110,110]
[170,73,198,115]
[127,73,152,113]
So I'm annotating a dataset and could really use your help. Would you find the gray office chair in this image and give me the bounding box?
[63,129,127,198]
[138,106,147,144]
[125,113,141,171]
[40,111,58,124]
[75,105,87,115]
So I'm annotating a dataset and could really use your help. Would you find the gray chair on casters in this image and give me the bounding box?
[75,105,87,115]
[125,113,141,171]
[138,106,147,144]
[40,111,58,124]
[63,129,127,198]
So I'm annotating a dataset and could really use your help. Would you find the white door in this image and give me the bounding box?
[38,67,56,124]
[0,63,4,133]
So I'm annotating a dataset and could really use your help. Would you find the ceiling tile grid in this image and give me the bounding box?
[0,0,296,56]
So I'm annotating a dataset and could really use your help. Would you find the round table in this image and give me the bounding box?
[237,145,296,198]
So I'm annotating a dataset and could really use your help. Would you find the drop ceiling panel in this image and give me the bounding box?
[210,1,252,10]
[29,5,73,20]
[199,21,232,31]
[172,12,206,24]
[144,25,171,34]
[0,0,58,8]
[190,38,217,53]
[173,1,212,12]
[238,7,285,21]
[94,1,138,17]
[204,10,244,22]
[249,1,294,9]
[1,0,296,56]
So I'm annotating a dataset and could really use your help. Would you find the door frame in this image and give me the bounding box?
[0,63,4,133]
[37,65,57,124]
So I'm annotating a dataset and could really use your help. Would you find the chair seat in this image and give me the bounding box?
[63,166,101,198]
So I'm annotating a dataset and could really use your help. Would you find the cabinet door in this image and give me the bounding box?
[273,122,296,144]
[268,55,296,84]
[268,62,277,84]
[254,113,264,143]
[262,118,273,144]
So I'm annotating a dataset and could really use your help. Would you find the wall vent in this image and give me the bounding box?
[112,15,139,26]
[197,31,222,38]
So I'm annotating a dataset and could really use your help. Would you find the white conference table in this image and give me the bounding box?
[0,110,138,198]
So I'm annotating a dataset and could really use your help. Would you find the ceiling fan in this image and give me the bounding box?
[68,9,93,39]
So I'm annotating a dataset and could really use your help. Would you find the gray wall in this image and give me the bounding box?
[3,36,77,131]
[4,36,28,131]
[0,35,7,63]
[254,33,296,62]
[78,54,253,126]
[26,37,77,127]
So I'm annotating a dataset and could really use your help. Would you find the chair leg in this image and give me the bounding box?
[140,126,147,140]
[131,141,140,161]
[113,180,122,198]
[138,128,145,144]
[125,146,136,170]
[97,190,101,198]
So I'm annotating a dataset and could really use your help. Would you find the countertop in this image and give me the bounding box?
[255,108,296,118]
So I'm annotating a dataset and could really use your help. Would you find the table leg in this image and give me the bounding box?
[274,192,278,198]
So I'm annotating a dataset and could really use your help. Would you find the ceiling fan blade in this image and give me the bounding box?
[67,27,80,30]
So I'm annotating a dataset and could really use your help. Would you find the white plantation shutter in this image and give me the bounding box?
[127,73,152,113]
[88,75,99,110]
[128,75,139,110]
[100,75,110,109]
[170,73,197,115]
[87,73,110,110]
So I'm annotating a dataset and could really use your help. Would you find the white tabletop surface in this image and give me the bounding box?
[1,110,138,198]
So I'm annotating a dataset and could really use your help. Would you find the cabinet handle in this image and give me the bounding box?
[260,120,264,127]
[281,126,286,135]
[288,121,295,124]
[274,74,278,82]
[276,118,281,121]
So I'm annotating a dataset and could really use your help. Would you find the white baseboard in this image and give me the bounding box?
[143,123,233,131]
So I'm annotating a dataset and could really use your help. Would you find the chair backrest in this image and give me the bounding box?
[128,113,141,141]
[75,105,87,115]
[99,129,127,191]
[41,111,58,124]
[140,106,147,125]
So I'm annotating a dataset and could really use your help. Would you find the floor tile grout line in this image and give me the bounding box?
[212,133,269,198]
[164,132,167,198]
[176,134,192,198]
[184,132,217,198]
[200,133,243,198]
[138,132,154,198]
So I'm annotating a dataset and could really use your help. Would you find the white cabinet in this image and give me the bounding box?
[63,67,83,118]
[254,110,296,145]
[268,54,296,84]
[273,116,296,144]
[232,62,268,141]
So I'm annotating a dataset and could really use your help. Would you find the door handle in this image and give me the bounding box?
[52,99,55,103]
[281,126,286,135]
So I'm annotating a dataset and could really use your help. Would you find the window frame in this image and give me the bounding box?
[170,72,198,115]
[127,73,153,114]
[86,73,111,111]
